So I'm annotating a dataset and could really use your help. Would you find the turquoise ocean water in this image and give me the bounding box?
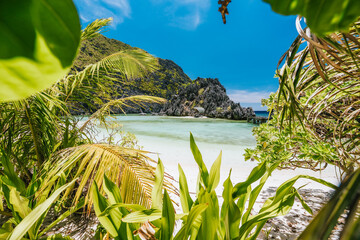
[108,115,257,147]
[254,111,269,117]
[95,114,259,186]
[92,114,338,190]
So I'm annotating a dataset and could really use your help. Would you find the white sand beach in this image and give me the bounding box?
[135,133,341,239]
[74,115,342,239]
[91,115,340,192]
[135,133,342,239]
[137,132,340,192]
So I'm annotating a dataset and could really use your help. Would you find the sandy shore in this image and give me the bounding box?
[66,117,342,239]
[137,134,340,192]
[35,133,341,239]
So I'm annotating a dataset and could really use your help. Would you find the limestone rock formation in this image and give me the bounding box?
[163,78,255,120]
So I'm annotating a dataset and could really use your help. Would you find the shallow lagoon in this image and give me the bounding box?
[93,115,339,193]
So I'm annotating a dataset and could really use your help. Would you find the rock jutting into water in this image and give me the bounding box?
[163,77,255,120]
[70,35,256,119]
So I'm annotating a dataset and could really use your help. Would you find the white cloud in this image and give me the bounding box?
[228,90,272,104]
[152,0,210,30]
[74,0,131,27]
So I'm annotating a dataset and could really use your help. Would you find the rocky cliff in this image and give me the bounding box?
[163,78,255,120]
[73,35,254,119]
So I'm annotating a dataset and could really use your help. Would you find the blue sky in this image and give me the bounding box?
[74,0,298,110]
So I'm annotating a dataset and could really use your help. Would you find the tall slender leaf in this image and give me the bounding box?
[190,133,209,187]
[208,151,222,192]
[178,164,193,213]
[8,180,76,240]
[152,159,164,209]
[159,190,175,240]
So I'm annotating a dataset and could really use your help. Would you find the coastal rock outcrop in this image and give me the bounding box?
[72,35,255,119]
[163,78,255,120]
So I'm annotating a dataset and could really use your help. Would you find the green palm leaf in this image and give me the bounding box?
[41,144,177,209]
[81,18,112,41]
[78,95,165,133]
[62,48,159,103]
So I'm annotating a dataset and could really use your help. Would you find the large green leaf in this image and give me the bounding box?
[241,162,280,223]
[174,204,208,240]
[263,0,360,34]
[239,174,337,239]
[91,182,119,238]
[0,0,80,102]
[99,203,146,217]
[239,190,297,239]
[9,188,31,220]
[121,208,162,223]
[232,161,267,198]
[103,175,123,205]
[102,175,123,235]
[220,171,240,240]
[101,176,142,240]
[197,189,220,240]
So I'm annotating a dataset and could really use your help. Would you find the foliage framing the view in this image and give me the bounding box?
[0,0,359,238]
[274,17,360,175]
[0,15,173,239]
[242,9,360,240]
[92,134,336,240]
[0,0,81,102]
[263,0,360,34]
[271,16,360,238]
[219,0,360,35]
[218,0,360,237]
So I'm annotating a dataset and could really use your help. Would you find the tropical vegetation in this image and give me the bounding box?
[0,0,359,239]
[0,4,172,239]
[92,134,337,240]
[241,9,360,240]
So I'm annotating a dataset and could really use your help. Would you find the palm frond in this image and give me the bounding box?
[78,95,166,132]
[41,144,178,209]
[77,49,159,81]
[59,49,159,110]
[0,92,68,170]
[81,18,112,41]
